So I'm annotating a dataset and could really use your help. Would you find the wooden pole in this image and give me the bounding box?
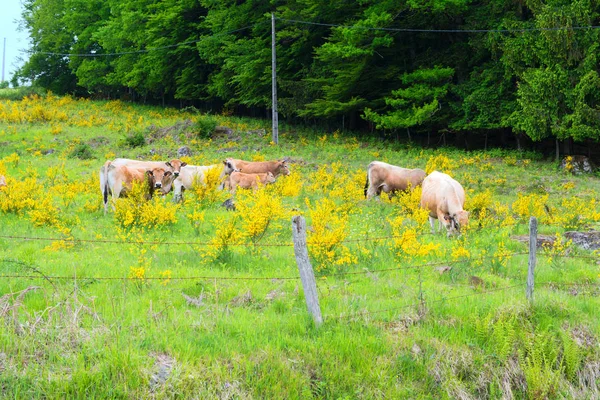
[271,13,279,145]
[292,216,322,326]
[526,216,537,303]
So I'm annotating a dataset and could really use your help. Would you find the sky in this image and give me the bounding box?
[0,0,29,83]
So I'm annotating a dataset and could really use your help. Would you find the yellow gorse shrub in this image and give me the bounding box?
[272,170,303,197]
[305,198,357,270]
[235,188,290,245]
[512,193,549,222]
[0,176,41,213]
[202,215,243,262]
[114,181,179,228]
[387,215,440,259]
[426,154,456,175]
[190,165,228,205]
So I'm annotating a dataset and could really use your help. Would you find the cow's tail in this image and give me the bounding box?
[364,162,373,198]
[100,161,111,214]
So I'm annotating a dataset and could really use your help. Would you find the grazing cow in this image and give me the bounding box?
[420,171,468,236]
[226,171,276,194]
[172,164,220,202]
[100,161,172,214]
[364,161,426,199]
[0,175,6,188]
[222,158,290,177]
[110,158,187,194]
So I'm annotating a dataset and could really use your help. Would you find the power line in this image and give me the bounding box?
[27,23,266,58]
[276,17,600,34]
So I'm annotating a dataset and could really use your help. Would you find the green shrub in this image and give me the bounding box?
[69,143,94,160]
[195,115,218,139]
[122,131,146,148]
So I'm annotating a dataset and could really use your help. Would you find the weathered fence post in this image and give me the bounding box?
[526,216,537,303]
[292,215,323,326]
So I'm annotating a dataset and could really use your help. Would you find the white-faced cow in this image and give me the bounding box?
[100,161,173,214]
[364,161,426,199]
[420,171,469,236]
[226,171,276,194]
[172,164,220,202]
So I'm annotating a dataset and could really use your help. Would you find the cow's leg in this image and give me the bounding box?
[428,216,436,233]
[110,181,123,211]
[436,209,450,235]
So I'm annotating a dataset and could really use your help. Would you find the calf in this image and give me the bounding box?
[364,161,426,199]
[226,171,276,194]
[110,158,186,194]
[420,171,468,236]
[172,164,220,202]
[100,161,172,214]
[0,175,6,188]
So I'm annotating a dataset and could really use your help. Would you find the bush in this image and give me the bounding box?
[122,131,146,148]
[195,115,218,139]
[69,143,94,160]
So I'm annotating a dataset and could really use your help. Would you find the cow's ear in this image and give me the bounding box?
[166,162,172,168]
[443,214,450,221]
[223,160,227,165]
[181,162,187,167]
[164,171,172,176]
[146,170,153,176]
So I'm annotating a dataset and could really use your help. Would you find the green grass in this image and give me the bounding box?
[0,94,599,398]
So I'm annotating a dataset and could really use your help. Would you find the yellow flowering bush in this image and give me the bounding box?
[272,170,303,197]
[388,216,440,259]
[114,181,179,228]
[202,215,243,262]
[0,176,40,213]
[235,188,289,245]
[426,154,456,175]
[542,233,572,269]
[306,198,356,271]
[512,193,549,223]
[189,165,228,205]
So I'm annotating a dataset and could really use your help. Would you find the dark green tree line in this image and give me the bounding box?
[15,0,600,147]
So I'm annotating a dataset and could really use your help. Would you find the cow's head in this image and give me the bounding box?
[146,168,173,190]
[223,158,237,175]
[445,211,469,235]
[165,159,187,178]
[277,159,290,176]
[265,172,277,184]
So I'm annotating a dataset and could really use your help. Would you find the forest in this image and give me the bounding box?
[14,0,600,152]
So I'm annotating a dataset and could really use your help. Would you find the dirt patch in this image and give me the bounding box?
[149,353,176,392]
[145,120,196,144]
[87,136,110,148]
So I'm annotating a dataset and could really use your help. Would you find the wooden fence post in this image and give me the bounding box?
[292,215,323,326]
[526,216,537,303]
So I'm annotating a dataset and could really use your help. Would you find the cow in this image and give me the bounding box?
[171,164,221,202]
[222,158,290,177]
[109,158,187,195]
[0,175,6,188]
[100,161,173,214]
[420,171,469,236]
[364,161,426,199]
[220,158,288,191]
[226,171,276,194]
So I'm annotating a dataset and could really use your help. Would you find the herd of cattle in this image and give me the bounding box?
[98,157,468,236]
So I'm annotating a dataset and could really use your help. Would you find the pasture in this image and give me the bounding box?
[0,93,599,399]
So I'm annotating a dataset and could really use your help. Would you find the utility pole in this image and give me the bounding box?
[271,13,279,145]
[2,38,6,83]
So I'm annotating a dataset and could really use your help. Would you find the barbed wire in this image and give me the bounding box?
[276,17,600,33]
[328,284,523,321]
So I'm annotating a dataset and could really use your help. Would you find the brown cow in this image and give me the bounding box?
[100,161,173,214]
[222,158,290,177]
[0,175,6,188]
[364,161,426,199]
[420,171,468,236]
[226,171,276,194]
[110,158,186,194]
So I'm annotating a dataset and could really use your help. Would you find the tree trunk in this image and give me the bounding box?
[555,138,560,162]
[406,127,412,142]
[516,133,521,151]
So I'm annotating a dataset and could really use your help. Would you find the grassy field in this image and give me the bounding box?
[0,93,599,399]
